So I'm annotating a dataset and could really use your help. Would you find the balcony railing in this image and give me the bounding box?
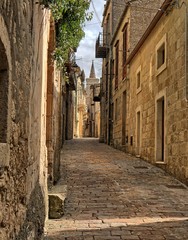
[95,33,108,58]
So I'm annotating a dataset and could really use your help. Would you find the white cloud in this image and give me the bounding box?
[76,0,104,79]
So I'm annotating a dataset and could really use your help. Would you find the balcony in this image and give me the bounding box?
[93,83,100,102]
[95,33,108,58]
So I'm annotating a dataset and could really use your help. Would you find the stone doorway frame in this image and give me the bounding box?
[0,14,12,167]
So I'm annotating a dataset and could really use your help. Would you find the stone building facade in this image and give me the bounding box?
[97,0,126,144]
[46,18,63,185]
[111,0,163,148]
[0,2,48,239]
[73,69,87,138]
[84,61,100,138]
[98,0,164,144]
[126,0,188,184]
[98,0,188,185]
[0,1,74,239]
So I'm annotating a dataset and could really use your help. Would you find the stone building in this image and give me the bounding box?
[96,0,126,143]
[97,0,188,184]
[97,0,164,144]
[46,18,62,185]
[126,0,188,184]
[0,1,76,239]
[111,0,164,148]
[84,61,100,138]
[64,70,76,141]
[73,69,87,138]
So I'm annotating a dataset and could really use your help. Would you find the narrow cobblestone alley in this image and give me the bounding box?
[44,139,188,240]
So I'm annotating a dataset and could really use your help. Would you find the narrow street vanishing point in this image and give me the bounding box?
[45,138,188,240]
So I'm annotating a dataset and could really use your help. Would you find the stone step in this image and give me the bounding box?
[48,184,67,219]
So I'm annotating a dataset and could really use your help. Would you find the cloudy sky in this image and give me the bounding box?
[76,0,104,79]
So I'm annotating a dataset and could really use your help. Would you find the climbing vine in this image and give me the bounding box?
[40,0,92,68]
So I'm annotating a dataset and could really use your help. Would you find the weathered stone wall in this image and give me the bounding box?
[0,1,51,239]
[51,68,62,183]
[112,0,125,35]
[46,19,62,184]
[128,1,188,184]
[74,74,87,138]
[66,88,74,140]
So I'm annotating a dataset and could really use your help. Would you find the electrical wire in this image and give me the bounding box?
[91,0,102,25]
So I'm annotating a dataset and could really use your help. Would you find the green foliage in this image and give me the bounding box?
[41,0,92,68]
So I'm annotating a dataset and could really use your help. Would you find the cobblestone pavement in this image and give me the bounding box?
[44,138,188,240]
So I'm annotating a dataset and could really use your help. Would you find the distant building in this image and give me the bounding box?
[84,61,100,138]
[73,69,87,138]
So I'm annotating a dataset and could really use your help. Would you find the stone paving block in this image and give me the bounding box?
[88,223,110,229]
[121,236,140,240]
[94,236,121,240]
[45,139,188,240]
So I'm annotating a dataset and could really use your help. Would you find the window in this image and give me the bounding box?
[157,43,165,69]
[156,34,167,75]
[137,71,141,89]
[122,23,128,79]
[115,40,119,89]
[136,66,141,94]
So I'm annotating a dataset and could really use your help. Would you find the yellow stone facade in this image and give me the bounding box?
[110,0,188,184]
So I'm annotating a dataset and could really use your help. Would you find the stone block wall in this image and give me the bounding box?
[66,89,74,140]
[112,0,125,35]
[0,1,52,239]
[128,2,188,184]
[110,0,188,184]
[130,0,164,53]
[46,19,62,184]
[112,1,162,149]
[100,0,127,144]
